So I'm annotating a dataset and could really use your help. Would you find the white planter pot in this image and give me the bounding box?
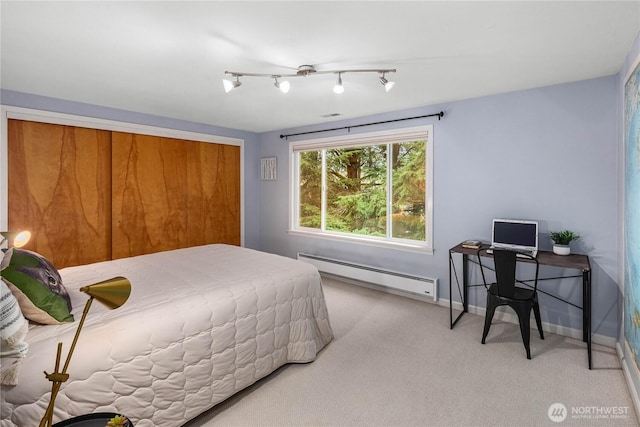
[553,244,571,256]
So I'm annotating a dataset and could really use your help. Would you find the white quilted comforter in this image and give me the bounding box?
[0,245,333,426]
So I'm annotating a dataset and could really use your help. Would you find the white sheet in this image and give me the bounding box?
[0,245,333,426]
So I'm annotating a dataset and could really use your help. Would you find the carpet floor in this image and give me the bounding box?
[182,276,637,426]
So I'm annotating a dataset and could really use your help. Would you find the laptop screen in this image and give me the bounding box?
[492,219,538,250]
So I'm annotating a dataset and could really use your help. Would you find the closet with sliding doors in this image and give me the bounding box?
[7,119,241,269]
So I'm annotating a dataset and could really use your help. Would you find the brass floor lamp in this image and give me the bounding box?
[39,276,131,427]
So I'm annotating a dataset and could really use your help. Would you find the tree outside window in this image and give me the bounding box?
[296,135,428,245]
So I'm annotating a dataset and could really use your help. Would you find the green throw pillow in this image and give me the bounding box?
[0,248,74,324]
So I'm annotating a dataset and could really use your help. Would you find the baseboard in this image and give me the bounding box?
[322,272,617,348]
[438,298,616,348]
[619,341,640,420]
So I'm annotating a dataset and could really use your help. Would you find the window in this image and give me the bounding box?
[289,125,433,252]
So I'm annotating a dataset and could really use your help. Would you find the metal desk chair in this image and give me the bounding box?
[477,248,544,359]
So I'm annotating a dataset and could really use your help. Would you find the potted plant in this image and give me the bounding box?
[106,415,133,427]
[549,230,580,255]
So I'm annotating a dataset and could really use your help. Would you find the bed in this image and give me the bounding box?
[0,244,333,426]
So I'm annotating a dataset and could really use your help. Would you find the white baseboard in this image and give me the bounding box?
[322,272,617,347]
[438,298,616,348]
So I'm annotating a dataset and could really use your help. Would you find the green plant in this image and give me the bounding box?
[550,230,580,245]
[106,415,129,427]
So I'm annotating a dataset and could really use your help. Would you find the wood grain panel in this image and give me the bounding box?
[111,132,188,259]
[8,120,112,268]
[187,142,241,246]
[8,121,241,265]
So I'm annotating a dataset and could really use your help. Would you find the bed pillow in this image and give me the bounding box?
[0,279,28,357]
[0,279,29,385]
[0,248,74,324]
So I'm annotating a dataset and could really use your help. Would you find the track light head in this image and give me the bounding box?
[223,74,242,93]
[333,73,344,94]
[379,73,395,92]
[273,77,290,94]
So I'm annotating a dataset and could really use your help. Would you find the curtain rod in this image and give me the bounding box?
[280,111,444,140]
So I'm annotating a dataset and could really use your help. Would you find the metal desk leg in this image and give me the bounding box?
[449,252,453,328]
[450,251,467,329]
[584,269,592,369]
[462,254,469,313]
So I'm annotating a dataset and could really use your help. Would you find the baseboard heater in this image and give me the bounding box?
[297,253,437,301]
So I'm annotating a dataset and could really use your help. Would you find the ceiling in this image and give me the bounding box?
[1,1,639,133]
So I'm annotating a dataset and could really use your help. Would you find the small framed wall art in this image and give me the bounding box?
[261,157,277,180]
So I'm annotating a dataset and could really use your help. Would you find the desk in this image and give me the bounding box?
[448,242,592,369]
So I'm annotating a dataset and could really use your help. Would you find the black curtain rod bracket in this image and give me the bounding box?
[280,111,444,140]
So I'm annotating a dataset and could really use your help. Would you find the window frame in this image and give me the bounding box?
[288,125,434,254]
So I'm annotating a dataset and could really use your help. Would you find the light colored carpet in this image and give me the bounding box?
[182,276,637,427]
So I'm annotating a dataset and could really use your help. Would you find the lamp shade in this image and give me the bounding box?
[277,80,290,94]
[223,77,241,93]
[80,276,131,309]
[333,73,344,94]
[380,77,395,92]
[0,230,31,248]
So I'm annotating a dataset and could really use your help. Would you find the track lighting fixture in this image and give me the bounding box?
[273,76,290,94]
[333,73,344,94]
[223,65,396,94]
[379,72,395,92]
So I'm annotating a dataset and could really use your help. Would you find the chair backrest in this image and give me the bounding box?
[477,248,539,300]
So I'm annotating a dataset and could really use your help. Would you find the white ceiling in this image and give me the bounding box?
[1,1,639,133]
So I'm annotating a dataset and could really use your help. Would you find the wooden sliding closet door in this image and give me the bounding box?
[186,142,240,246]
[111,132,240,259]
[7,120,112,268]
[8,121,241,265]
[111,132,188,258]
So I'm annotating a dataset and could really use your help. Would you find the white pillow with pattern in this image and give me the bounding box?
[0,279,29,385]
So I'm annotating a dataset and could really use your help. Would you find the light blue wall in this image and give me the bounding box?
[0,89,262,250]
[259,76,619,339]
[0,74,622,341]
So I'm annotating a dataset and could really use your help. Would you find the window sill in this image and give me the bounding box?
[287,229,434,255]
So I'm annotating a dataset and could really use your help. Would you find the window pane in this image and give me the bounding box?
[325,145,387,236]
[291,125,433,251]
[391,140,426,241]
[299,151,322,229]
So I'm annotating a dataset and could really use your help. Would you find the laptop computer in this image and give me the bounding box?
[489,218,539,258]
